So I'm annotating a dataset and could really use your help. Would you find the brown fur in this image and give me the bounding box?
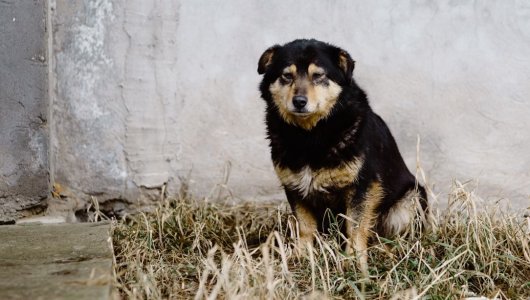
[269,63,342,130]
[257,39,430,277]
[293,203,318,249]
[274,157,364,197]
[345,181,384,276]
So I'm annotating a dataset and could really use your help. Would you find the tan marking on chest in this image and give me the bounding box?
[274,157,364,198]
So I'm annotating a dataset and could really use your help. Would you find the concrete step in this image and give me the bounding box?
[0,222,114,300]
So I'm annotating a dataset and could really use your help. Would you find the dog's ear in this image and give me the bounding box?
[337,49,355,82]
[258,45,279,75]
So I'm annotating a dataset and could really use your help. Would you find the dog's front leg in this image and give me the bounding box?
[293,203,317,255]
[285,190,317,255]
[345,205,370,277]
[345,182,384,277]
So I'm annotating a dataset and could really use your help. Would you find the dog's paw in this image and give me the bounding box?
[291,239,313,258]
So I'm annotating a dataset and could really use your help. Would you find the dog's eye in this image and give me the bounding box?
[281,73,293,81]
[313,73,325,80]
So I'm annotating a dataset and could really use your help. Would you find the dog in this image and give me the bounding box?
[257,39,429,275]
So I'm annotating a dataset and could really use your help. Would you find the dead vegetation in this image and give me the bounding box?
[112,181,530,299]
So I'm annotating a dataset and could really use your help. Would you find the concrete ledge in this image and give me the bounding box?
[0,222,113,300]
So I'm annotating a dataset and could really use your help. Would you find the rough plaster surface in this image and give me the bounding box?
[51,0,182,214]
[52,0,530,213]
[0,0,49,222]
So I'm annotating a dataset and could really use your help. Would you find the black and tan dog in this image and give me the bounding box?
[257,39,429,275]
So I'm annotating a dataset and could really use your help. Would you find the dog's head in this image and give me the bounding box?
[258,39,355,130]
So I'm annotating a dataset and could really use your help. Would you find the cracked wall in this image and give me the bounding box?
[0,0,49,222]
[51,0,188,215]
[50,0,530,215]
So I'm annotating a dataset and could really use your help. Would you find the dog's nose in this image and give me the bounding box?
[292,95,307,109]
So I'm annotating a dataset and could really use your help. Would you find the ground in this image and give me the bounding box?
[112,181,530,299]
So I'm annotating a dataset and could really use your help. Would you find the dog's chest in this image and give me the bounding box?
[275,166,324,198]
[274,158,363,198]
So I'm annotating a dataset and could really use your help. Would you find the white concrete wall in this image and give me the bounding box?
[51,0,530,213]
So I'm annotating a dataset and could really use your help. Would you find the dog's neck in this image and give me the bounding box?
[267,87,370,170]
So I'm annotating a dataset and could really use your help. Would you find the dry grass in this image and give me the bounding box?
[112,181,530,299]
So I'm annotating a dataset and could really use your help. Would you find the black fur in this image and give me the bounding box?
[258,39,427,237]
